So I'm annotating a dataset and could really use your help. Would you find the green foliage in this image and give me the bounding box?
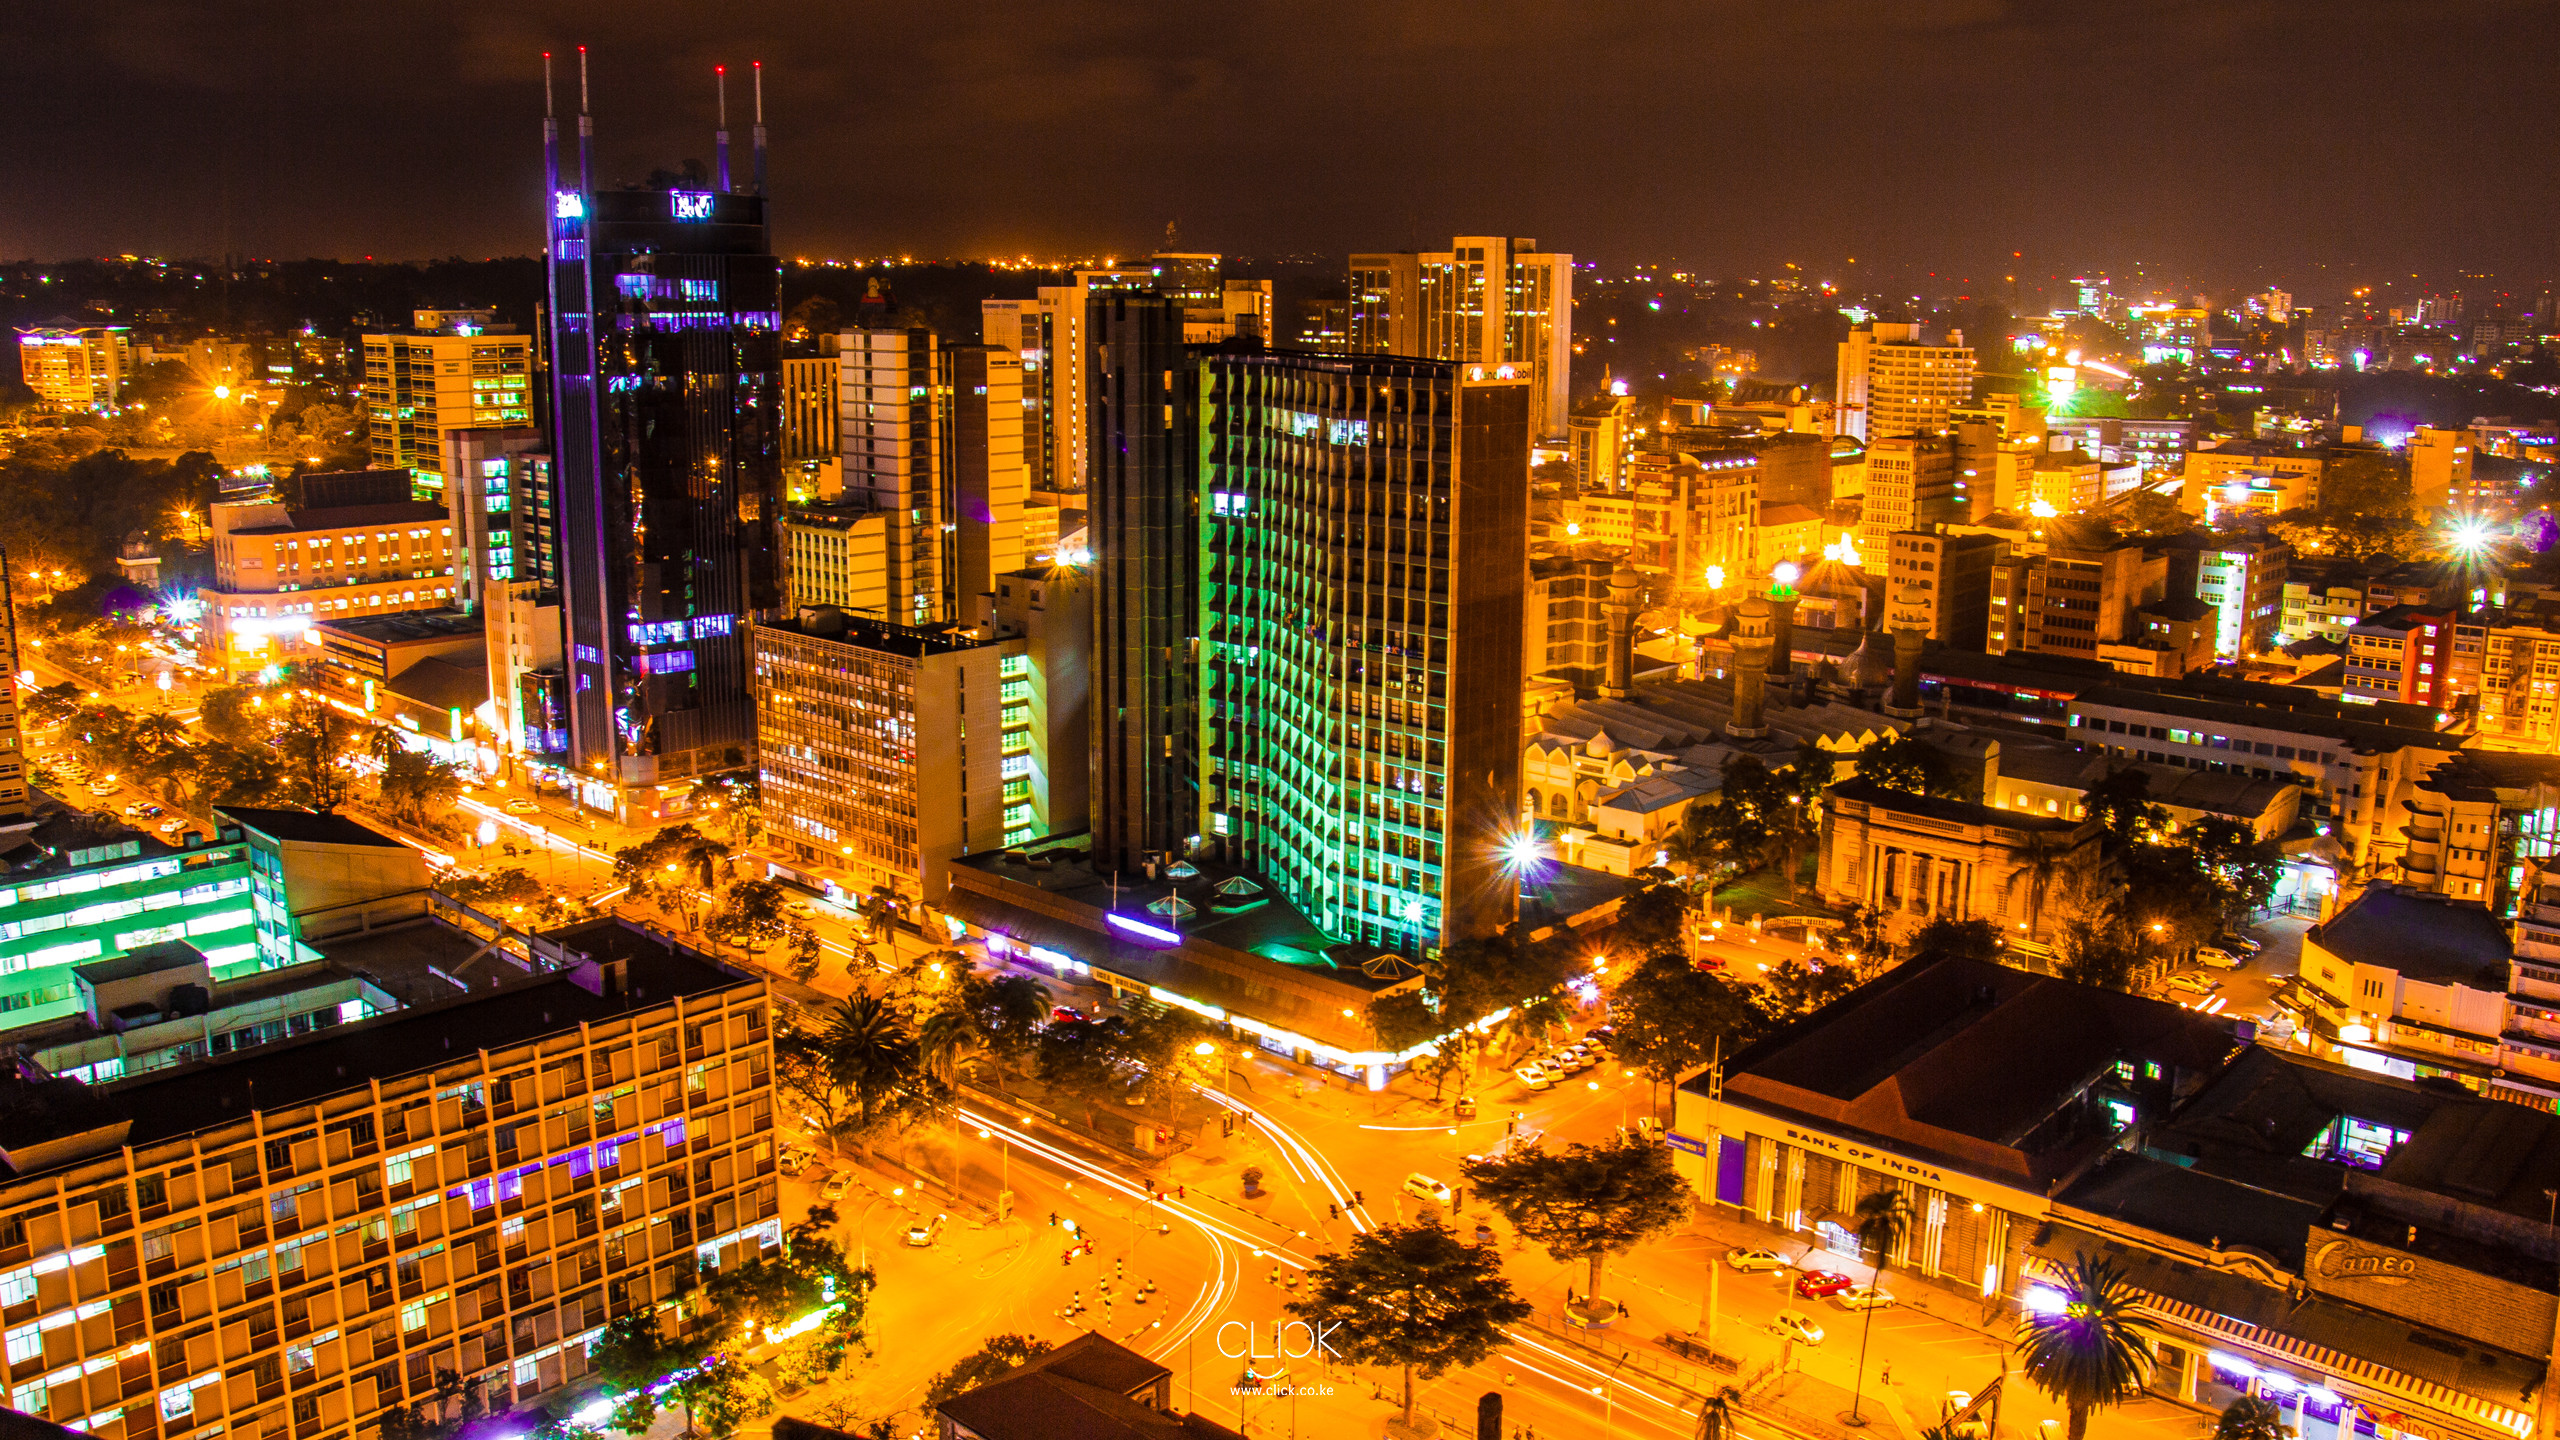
[2216,1394,2286,1440]
[2015,1254,2154,1440]
[374,744,464,825]
[271,695,358,812]
[2117,489,2194,539]
[2082,768,2166,856]
[1286,1219,1532,1429]
[1906,916,2004,965]
[1609,950,1760,1092]
[924,1334,1053,1408]
[712,878,792,951]
[1754,955,1862,1023]
[1855,733,1959,799]
[1462,1133,1692,1303]
[611,822,733,892]
[0,447,222,585]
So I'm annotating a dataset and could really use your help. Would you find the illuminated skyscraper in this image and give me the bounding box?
[1197,351,1531,951]
[1834,322,1975,444]
[1347,237,1573,440]
[544,56,783,801]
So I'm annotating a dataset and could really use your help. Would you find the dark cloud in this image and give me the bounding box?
[5,0,2555,299]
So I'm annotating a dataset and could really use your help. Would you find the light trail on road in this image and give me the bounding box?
[1196,1088,1372,1233]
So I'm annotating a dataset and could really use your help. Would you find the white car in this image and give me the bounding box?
[2163,973,2219,997]
[157,819,188,836]
[1836,1284,1896,1311]
[2194,947,2243,970]
[819,1171,852,1202]
[904,1214,945,1248]
[502,799,540,816]
[1724,1247,1788,1273]
[1402,1172,1452,1208]
[1771,1309,1825,1345]
[1514,1065,1552,1091]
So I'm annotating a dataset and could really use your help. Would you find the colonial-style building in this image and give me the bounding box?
[1815,778,2102,943]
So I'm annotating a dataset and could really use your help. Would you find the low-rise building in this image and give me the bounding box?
[1887,530,2005,651]
[199,484,460,682]
[935,1331,1244,1440]
[2344,604,2455,709]
[1816,779,2104,945]
[2281,559,2371,646]
[2299,883,2514,1089]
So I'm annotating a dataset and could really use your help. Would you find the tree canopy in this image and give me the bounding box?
[1286,1219,1530,1430]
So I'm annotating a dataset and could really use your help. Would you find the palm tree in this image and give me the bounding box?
[2017,831,2065,941]
[821,994,922,1147]
[1848,1187,1914,1425]
[2016,1254,2154,1440]
[2216,1394,2286,1440]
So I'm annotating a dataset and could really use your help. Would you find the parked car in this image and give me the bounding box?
[2219,933,2265,956]
[1050,1006,1085,1025]
[1770,1310,1826,1346]
[1794,1269,1854,1299]
[1724,1247,1789,1273]
[819,1171,852,1202]
[1836,1284,1897,1311]
[1403,1172,1453,1207]
[1514,1065,1552,1091]
[904,1214,946,1248]
[2194,947,2242,970]
[157,819,187,836]
[120,804,144,819]
[2163,973,2219,997]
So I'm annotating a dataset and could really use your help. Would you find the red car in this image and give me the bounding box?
[1794,1269,1854,1299]
[1051,1006,1085,1024]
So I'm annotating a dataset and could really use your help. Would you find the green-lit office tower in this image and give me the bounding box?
[1198,353,1530,952]
[1087,294,1200,875]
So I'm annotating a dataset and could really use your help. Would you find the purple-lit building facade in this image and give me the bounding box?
[541,60,784,806]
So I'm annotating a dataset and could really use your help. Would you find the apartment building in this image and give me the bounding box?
[780,502,887,616]
[1525,556,1616,689]
[2408,427,2471,513]
[2343,604,2455,708]
[2280,559,2371,645]
[2477,620,2560,747]
[2163,537,2290,660]
[0,915,776,1440]
[2180,440,2325,521]
[359,316,533,498]
[15,328,131,412]
[1349,237,1574,439]
[198,481,460,682]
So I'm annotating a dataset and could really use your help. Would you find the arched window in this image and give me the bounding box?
[1551,793,1570,818]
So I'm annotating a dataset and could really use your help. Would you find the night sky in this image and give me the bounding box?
[11,1,2557,299]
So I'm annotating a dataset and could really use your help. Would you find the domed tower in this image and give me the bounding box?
[1729,593,1775,739]
[1886,583,1932,718]
[1600,562,1645,699]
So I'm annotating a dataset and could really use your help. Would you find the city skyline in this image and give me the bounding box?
[10,2,2559,291]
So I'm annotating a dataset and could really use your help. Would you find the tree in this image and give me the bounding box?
[1906,916,2003,965]
[1609,950,1759,1110]
[971,973,1051,1088]
[1855,733,1957,799]
[822,993,931,1139]
[587,1312,698,1434]
[1754,955,1862,1023]
[376,746,464,826]
[712,879,791,954]
[2015,1253,2154,1440]
[2081,769,2165,857]
[2015,830,2070,938]
[2118,489,2193,539]
[924,1334,1052,1408]
[1462,1133,1691,1318]
[2184,816,2283,924]
[1847,1188,1914,1424]
[20,682,81,728]
[1285,1220,1531,1431]
[271,695,357,812]
[2216,1394,2286,1440]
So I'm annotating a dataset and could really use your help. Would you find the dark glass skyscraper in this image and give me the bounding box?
[1086,294,1198,875]
[544,66,783,796]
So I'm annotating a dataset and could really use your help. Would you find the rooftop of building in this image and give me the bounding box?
[2351,602,2455,632]
[2195,438,2325,459]
[934,1332,1241,1440]
[754,607,994,659]
[223,499,449,536]
[315,608,484,645]
[2140,594,2217,622]
[1690,954,2242,1193]
[0,793,236,879]
[1825,777,2087,833]
[2411,749,2560,803]
[76,917,750,1158]
[213,806,410,849]
[2306,884,2509,984]
[1757,502,1822,527]
[2071,680,2450,752]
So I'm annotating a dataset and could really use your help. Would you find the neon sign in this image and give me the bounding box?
[669,192,714,221]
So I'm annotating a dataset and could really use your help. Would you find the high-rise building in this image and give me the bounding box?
[2409,427,2472,514]
[1086,295,1198,877]
[979,300,1059,500]
[1857,436,1959,547]
[360,314,534,497]
[1198,351,1531,952]
[752,610,1006,903]
[836,328,942,626]
[439,427,547,616]
[829,333,1027,630]
[1834,322,1974,444]
[992,567,1091,848]
[781,501,886,614]
[1348,237,1574,440]
[14,326,130,412]
[1886,531,2005,650]
[1986,542,2169,662]
[544,81,783,797]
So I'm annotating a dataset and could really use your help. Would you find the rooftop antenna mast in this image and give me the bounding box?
[715,65,731,192]
[751,61,768,198]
